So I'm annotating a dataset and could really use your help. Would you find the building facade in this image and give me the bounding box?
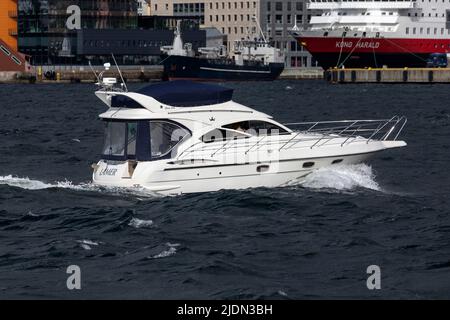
[18,0,138,65]
[148,1,261,54]
[137,0,151,16]
[0,0,19,51]
[260,0,318,68]
[148,0,317,68]
[16,0,205,66]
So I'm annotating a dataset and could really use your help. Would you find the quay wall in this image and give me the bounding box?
[326,68,450,84]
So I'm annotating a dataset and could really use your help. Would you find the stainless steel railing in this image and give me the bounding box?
[176,116,407,160]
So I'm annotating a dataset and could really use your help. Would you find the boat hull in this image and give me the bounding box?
[162,55,285,81]
[294,36,450,69]
[93,152,377,195]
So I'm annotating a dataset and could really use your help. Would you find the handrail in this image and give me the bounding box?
[176,116,407,160]
[245,135,266,155]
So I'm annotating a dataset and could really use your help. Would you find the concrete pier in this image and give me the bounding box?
[280,67,324,80]
[325,68,450,84]
[0,66,164,84]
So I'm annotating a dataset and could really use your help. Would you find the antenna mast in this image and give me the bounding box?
[88,60,101,83]
[111,53,128,92]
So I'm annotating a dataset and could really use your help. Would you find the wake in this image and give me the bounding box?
[0,164,381,196]
[299,164,380,192]
[0,175,159,198]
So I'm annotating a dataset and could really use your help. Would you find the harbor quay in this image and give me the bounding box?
[325,68,450,84]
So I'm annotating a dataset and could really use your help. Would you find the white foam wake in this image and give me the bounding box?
[128,218,154,229]
[77,239,100,251]
[0,175,54,190]
[0,175,159,197]
[300,164,380,192]
[151,243,180,259]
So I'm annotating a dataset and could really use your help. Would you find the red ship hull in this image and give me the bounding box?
[295,36,450,69]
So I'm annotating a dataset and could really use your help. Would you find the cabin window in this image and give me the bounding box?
[103,122,127,158]
[150,121,190,159]
[303,162,315,169]
[222,121,288,136]
[201,128,249,143]
[127,122,137,157]
[102,120,189,162]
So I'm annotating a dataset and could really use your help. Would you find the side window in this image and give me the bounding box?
[150,121,190,159]
[201,128,249,143]
[223,121,288,136]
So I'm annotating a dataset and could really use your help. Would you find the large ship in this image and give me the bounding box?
[161,21,285,81]
[291,0,450,69]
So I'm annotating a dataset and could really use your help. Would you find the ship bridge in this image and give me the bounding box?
[307,0,416,10]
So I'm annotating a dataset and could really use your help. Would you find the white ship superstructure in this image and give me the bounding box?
[291,0,450,68]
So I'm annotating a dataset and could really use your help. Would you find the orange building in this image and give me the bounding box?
[0,0,18,51]
[0,0,28,72]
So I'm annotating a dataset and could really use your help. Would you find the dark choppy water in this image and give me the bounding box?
[0,80,449,299]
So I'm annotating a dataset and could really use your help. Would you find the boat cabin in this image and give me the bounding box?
[97,81,290,164]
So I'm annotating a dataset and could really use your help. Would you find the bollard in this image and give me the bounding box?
[37,66,42,82]
[332,70,338,83]
[339,70,345,82]
[376,70,381,83]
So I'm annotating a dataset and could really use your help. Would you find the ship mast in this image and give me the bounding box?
[252,15,267,43]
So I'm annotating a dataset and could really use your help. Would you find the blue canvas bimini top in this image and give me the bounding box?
[137,80,234,107]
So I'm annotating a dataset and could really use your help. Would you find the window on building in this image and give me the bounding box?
[275,15,283,24]
[275,2,283,11]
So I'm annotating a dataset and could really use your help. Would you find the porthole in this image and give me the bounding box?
[257,165,270,173]
[332,159,343,165]
[303,162,315,168]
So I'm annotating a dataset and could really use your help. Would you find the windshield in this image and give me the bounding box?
[101,120,190,161]
[127,122,137,157]
[103,122,126,157]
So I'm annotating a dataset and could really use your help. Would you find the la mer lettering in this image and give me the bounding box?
[99,167,118,176]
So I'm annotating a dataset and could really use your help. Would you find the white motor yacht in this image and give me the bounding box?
[92,68,407,195]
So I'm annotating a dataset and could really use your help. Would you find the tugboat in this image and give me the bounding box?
[161,20,285,81]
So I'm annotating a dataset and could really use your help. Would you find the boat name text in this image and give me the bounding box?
[336,41,380,49]
[99,167,118,176]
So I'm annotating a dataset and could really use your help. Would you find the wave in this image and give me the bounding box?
[299,164,380,192]
[0,175,159,198]
[128,218,154,229]
[77,239,100,251]
[151,243,180,259]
